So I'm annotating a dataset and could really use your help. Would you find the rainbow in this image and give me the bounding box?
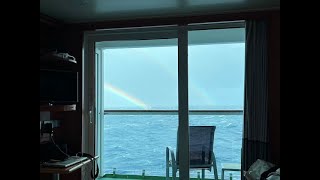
[104,84,148,110]
[103,47,215,108]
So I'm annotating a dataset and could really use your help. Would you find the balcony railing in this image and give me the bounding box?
[101,110,243,180]
[104,110,243,115]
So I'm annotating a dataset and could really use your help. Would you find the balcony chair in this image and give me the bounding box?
[166,126,219,180]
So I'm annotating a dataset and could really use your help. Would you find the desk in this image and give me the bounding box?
[40,156,98,180]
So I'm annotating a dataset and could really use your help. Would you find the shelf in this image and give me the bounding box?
[40,158,89,174]
[40,52,77,64]
[40,156,99,174]
[40,104,76,112]
[40,159,89,174]
[40,55,78,72]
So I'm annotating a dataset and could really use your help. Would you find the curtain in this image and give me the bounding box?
[242,19,270,179]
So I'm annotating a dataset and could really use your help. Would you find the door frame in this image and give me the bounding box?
[82,21,245,179]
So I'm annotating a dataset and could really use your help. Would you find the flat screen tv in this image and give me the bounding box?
[40,69,78,104]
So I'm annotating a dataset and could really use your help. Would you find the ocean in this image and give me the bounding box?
[102,115,243,179]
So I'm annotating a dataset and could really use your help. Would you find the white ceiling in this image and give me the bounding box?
[40,0,280,23]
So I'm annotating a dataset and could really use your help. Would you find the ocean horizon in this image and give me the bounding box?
[102,114,243,179]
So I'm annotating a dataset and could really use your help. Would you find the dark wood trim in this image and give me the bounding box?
[40,13,65,27]
[67,9,279,31]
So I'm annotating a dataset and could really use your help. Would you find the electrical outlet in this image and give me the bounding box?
[41,122,53,134]
[41,120,60,128]
[40,120,60,136]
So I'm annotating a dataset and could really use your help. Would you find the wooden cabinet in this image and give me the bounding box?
[40,19,82,180]
[40,50,78,107]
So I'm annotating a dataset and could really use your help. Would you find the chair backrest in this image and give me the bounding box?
[177,126,216,169]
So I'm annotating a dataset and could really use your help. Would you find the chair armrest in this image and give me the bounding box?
[166,146,177,180]
[166,146,176,166]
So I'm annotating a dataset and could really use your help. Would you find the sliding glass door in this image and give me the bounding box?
[84,26,188,179]
[98,38,179,177]
[188,26,245,179]
[83,22,245,180]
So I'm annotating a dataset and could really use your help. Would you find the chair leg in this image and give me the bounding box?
[172,166,177,180]
[166,156,170,180]
[221,169,224,180]
[166,148,170,180]
[202,169,205,180]
[166,165,170,180]
[212,152,219,180]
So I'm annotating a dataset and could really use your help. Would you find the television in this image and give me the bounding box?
[40,69,78,104]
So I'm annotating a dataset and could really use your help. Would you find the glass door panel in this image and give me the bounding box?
[188,27,245,180]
